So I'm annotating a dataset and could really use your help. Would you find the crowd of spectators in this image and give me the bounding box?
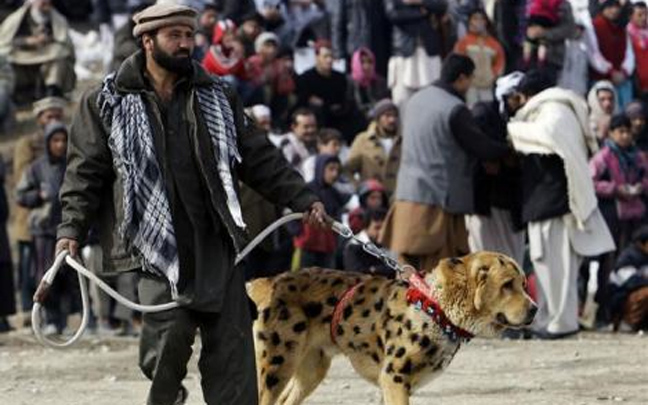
[2,0,648,337]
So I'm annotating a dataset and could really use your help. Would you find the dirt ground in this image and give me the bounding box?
[1,328,646,405]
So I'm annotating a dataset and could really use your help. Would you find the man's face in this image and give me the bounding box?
[316,47,334,75]
[145,25,195,76]
[318,139,341,156]
[505,92,524,114]
[365,219,384,243]
[603,4,622,21]
[199,10,219,32]
[455,73,474,97]
[631,117,646,135]
[32,0,52,14]
[632,7,648,28]
[242,20,261,38]
[292,114,317,144]
[37,108,64,128]
[49,132,67,159]
[377,110,399,135]
[597,90,615,115]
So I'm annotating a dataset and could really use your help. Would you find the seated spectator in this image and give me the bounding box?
[343,208,394,277]
[346,99,401,195]
[193,4,221,61]
[16,122,73,335]
[628,2,648,102]
[350,47,390,119]
[0,156,15,333]
[588,80,618,141]
[0,54,15,134]
[294,154,351,268]
[591,114,648,323]
[454,8,505,106]
[608,226,648,331]
[625,101,648,151]
[246,32,295,113]
[296,40,364,142]
[0,0,76,101]
[202,19,248,82]
[278,107,318,176]
[302,128,343,183]
[348,179,389,234]
[238,11,263,58]
[592,0,635,108]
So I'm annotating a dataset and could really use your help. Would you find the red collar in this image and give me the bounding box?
[330,282,363,343]
[406,273,474,343]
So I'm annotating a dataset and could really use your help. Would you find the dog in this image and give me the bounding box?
[248,251,537,405]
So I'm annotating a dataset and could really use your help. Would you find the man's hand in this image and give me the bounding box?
[55,238,79,258]
[302,201,327,229]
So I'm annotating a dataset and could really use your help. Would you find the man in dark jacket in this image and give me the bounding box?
[380,54,510,271]
[330,0,392,76]
[54,4,325,405]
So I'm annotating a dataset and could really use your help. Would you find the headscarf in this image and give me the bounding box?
[495,71,525,114]
[587,80,618,139]
[351,47,376,88]
[628,19,648,50]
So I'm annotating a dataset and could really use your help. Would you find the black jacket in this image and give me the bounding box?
[520,154,570,224]
[384,0,447,57]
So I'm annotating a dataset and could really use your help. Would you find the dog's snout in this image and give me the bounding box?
[524,304,538,325]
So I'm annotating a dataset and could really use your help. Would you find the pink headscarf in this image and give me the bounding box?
[351,47,376,88]
[628,21,648,50]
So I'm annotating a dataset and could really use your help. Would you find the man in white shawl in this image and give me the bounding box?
[508,71,615,339]
[0,0,76,100]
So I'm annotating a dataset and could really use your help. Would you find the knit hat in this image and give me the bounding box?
[625,101,646,120]
[32,96,67,117]
[132,4,198,37]
[599,0,621,9]
[43,121,67,142]
[369,99,398,120]
[254,31,280,54]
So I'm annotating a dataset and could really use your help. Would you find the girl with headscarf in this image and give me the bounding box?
[588,80,618,141]
[350,47,390,119]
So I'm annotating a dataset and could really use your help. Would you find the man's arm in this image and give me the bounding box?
[449,105,510,160]
[57,88,114,248]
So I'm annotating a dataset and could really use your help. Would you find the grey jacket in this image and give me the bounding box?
[57,51,318,274]
[395,83,509,214]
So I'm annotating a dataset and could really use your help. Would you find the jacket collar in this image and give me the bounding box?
[366,122,402,142]
[434,80,466,102]
[114,50,214,94]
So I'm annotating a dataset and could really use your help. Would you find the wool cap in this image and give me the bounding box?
[132,4,198,38]
[625,101,646,120]
[254,31,280,53]
[32,96,67,117]
[369,98,398,120]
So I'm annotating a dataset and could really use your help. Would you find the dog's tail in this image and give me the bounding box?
[247,277,274,307]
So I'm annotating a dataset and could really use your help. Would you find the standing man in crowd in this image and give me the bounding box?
[54,4,325,404]
[508,71,615,339]
[380,54,510,271]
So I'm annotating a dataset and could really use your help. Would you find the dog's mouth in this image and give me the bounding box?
[495,313,532,329]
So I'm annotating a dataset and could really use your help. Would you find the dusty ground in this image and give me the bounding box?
[0,329,646,405]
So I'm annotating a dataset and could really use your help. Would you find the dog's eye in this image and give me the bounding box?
[502,280,514,291]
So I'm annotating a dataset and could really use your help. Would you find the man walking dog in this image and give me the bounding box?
[55,4,324,404]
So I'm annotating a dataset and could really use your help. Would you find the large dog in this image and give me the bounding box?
[248,251,537,405]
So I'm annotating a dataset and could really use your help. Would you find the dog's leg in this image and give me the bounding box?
[278,348,332,405]
[379,372,410,405]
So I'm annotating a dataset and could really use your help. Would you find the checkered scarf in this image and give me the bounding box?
[97,73,245,297]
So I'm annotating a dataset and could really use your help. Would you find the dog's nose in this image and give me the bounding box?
[524,304,538,325]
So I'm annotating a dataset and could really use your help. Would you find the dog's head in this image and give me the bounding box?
[432,251,537,338]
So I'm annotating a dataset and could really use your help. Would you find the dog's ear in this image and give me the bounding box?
[435,257,468,291]
[472,264,490,311]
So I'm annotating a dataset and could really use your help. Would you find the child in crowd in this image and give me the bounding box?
[302,128,343,182]
[523,0,564,68]
[454,9,505,106]
[294,154,350,268]
[588,81,618,141]
[348,179,389,234]
[343,208,394,277]
[202,19,248,82]
[591,114,648,323]
[608,226,648,331]
[16,122,75,335]
[628,2,648,101]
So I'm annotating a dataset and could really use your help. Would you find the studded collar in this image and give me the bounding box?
[406,273,474,343]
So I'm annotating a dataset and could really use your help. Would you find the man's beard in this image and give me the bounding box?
[152,42,193,76]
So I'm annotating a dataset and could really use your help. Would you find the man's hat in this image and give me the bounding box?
[32,96,67,117]
[132,3,198,38]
